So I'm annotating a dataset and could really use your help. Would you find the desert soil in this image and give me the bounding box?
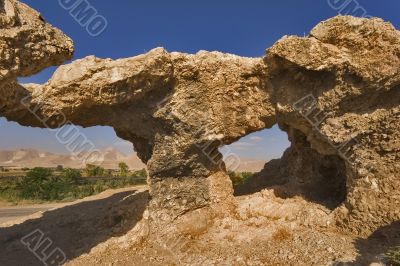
[0,186,395,266]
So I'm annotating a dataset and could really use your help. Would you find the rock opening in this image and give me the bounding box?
[235,127,347,210]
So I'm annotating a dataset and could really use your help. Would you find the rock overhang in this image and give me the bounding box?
[0,4,399,236]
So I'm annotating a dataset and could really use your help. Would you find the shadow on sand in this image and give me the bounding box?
[348,220,400,265]
[234,154,347,210]
[0,189,149,266]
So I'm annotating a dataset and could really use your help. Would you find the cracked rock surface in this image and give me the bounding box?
[0,0,399,237]
[265,16,400,235]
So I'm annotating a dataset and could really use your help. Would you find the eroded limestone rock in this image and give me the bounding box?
[265,16,400,235]
[0,0,73,81]
[1,46,276,220]
[0,0,73,125]
[0,2,398,236]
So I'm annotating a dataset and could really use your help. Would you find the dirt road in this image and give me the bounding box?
[0,204,61,224]
[0,186,147,226]
[0,186,149,266]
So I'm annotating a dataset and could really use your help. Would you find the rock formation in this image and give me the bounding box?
[0,0,73,125]
[2,46,276,221]
[265,16,400,235]
[0,0,398,236]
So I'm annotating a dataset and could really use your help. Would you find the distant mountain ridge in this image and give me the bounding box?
[0,148,267,172]
[0,148,145,170]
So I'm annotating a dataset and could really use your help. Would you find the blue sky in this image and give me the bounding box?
[1,0,399,160]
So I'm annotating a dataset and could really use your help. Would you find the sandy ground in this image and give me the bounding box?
[66,189,397,266]
[0,186,148,266]
[0,186,147,228]
[0,186,396,265]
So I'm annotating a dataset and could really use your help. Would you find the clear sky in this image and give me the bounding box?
[1,0,399,160]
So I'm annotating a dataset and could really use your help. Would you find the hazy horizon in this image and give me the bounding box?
[0,118,289,161]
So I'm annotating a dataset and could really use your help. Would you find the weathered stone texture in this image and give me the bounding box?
[0,2,398,236]
[266,16,400,235]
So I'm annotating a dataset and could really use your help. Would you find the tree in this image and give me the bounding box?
[62,168,82,184]
[26,167,53,182]
[56,165,64,172]
[133,168,147,179]
[0,166,11,172]
[106,169,113,177]
[240,172,253,184]
[96,166,105,177]
[228,171,242,186]
[85,164,95,177]
[386,246,400,265]
[85,164,105,177]
[118,162,129,177]
[17,167,53,199]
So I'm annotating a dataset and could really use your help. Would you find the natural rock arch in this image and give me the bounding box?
[235,126,348,211]
[1,0,399,236]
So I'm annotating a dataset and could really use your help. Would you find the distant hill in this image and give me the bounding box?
[230,158,267,173]
[0,148,267,172]
[0,148,145,170]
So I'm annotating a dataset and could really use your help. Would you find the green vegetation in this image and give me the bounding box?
[118,162,129,177]
[228,171,254,186]
[385,247,400,265]
[134,168,147,178]
[84,164,105,177]
[61,168,82,184]
[0,166,147,204]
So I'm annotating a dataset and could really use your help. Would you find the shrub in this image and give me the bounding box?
[80,185,95,197]
[227,171,254,186]
[228,171,242,186]
[385,247,400,265]
[240,172,253,183]
[94,184,104,194]
[85,164,105,177]
[0,184,20,202]
[62,168,83,185]
[41,177,67,200]
[0,167,146,203]
[17,168,53,199]
[17,168,80,201]
[133,168,147,178]
[118,162,129,177]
